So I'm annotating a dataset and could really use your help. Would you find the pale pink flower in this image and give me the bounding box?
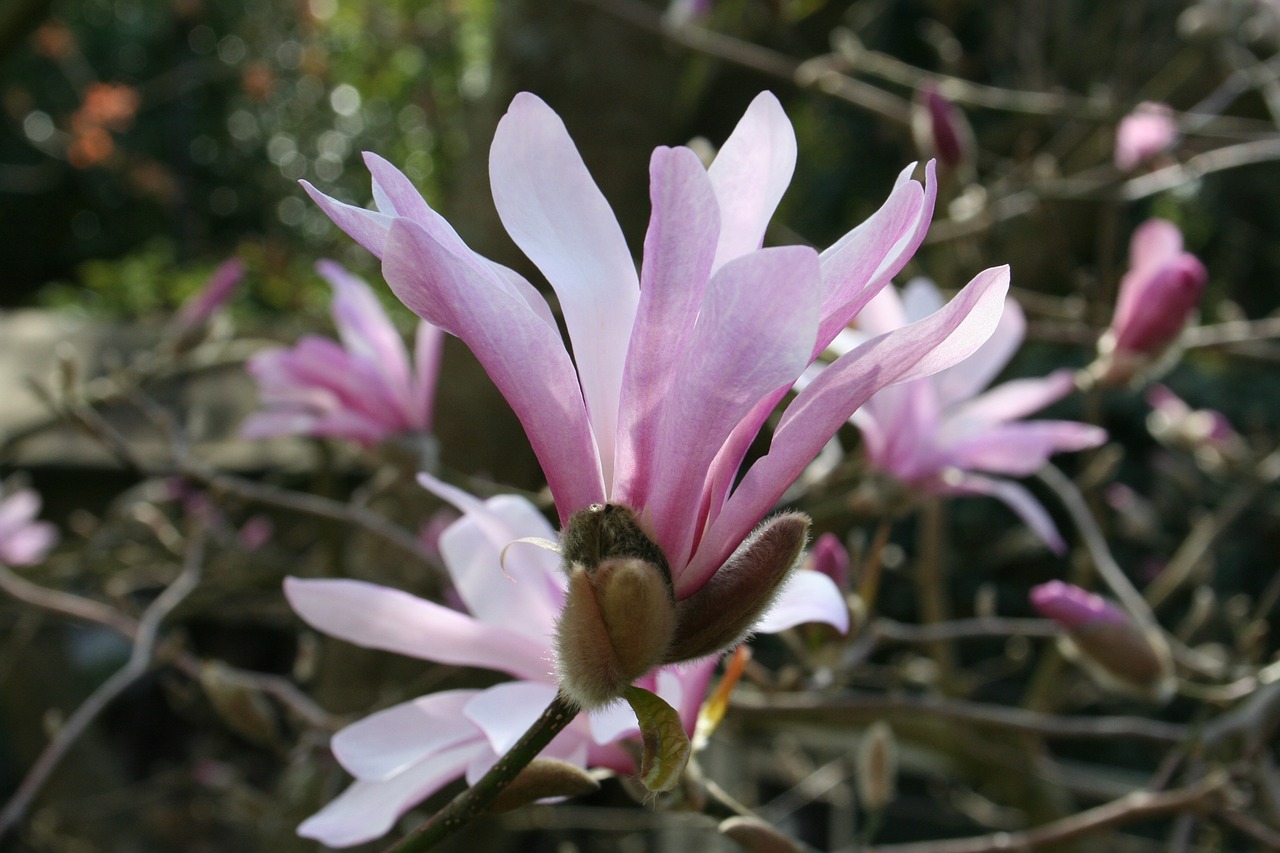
[0,486,58,566]
[1115,102,1178,171]
[303,91,1010,603]
[1092,219,1207,386]
[825,279,1106,552]
[241,261,444,447]
[285,486,845,847]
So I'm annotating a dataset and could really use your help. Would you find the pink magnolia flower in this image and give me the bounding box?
[1115,102,1178,171]
[303,91,1010,608]
[827,279,1106,552]
[285,484,846,847]
[241,261,444,448]
[1030,580,1173,700]
[1092,219,1207,386]
[0,486,58,566]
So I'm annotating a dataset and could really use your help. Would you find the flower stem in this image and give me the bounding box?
[382,692,580,853]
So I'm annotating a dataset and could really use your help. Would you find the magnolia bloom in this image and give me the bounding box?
[286,486,847,847]
[304,90,1009,704]
[0,486,58,566]
[1030,580,1174,700]
[1115,102,1178,171]
[1091,219,1207,386]
[822,279,1106,552]
[241,261,444,447]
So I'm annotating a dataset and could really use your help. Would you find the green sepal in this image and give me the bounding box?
[622,684,690,793]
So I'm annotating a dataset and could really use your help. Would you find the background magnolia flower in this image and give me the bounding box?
[303,90,1009,620]
[285,484,848,847]
[1091,219,1207,386]
[241,261,444,448]
[820,279,1106,552]
[0,486,59,567]
[1115,102,1178,170]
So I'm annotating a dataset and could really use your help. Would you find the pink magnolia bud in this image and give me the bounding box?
[1115,102,1178,171]
[174,258,245,332]
[808,531,850,591]
[912,83,973,175]
[1092,219,1207,385]
[1146,384,1242,457]
[1030,581,1173,700]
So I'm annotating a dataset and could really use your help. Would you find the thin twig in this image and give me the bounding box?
[383,692,580,853]
[0,526,206,839]
[863,773,1227,853]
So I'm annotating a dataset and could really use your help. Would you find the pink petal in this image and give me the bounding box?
[318,261,413,402]
[852,277,909,337]
[0,490,40,539]
[931,292,1024,407]
[363,151,438,222]
[613,145,720,511]
[297,741,487,847]
[430,481,565,643]
[945,420,1107,476]
[656,659,719,738]
[0,523,57,566]
[586,698,641,745]
[684,265,1009,596]
[464,681,559,756]
[382,218,606,522]
[283,577,552,681]
[301,181,395,259]
[941,472,1066,554]
[816,161,936,350]
[489,93,639,492]
[643,245,821,574]
[946,369,1078,428]
[331,690,480,780]
[754,568,849,634]
[410,321,446,430]
[707,91,797,271]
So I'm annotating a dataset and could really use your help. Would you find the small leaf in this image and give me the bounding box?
[622,685,690,793]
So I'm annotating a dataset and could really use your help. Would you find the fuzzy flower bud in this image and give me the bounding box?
[1030,580,1174,701]
[1115,102,1178,171]
[855,720,898,813]
[1090,219,1207,386]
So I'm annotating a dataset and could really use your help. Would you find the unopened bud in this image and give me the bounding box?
[912,82,973,177]
[808,531,850,591]
[855,720,898,813]
[556,557,676,709]
[1090,219,1206,386]
[665,512,810,663]
[719,816,803,853]
[1031,581,1174,701]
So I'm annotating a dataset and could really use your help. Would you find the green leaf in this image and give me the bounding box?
[622,685,690,793]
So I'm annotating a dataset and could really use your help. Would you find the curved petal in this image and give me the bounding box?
[932,296,1025,407]
[490,93,639,491]
[614,145,720,511]
[683,265,1009,596]
[707,91,797,271]
[429,480,565,642]
[332,690,481,780]
[297,741,487,848]
[816,161,937,350]
[945,369,1078,428]
[643,245,822,574]
[464,681,559,756]
[945,420,1107,476]
[301,181,394,259]
[383,218,606,522]
[940,472,1066,554]
[754,568,849,634]
[318,261,412,402]
[284,577,552,681]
